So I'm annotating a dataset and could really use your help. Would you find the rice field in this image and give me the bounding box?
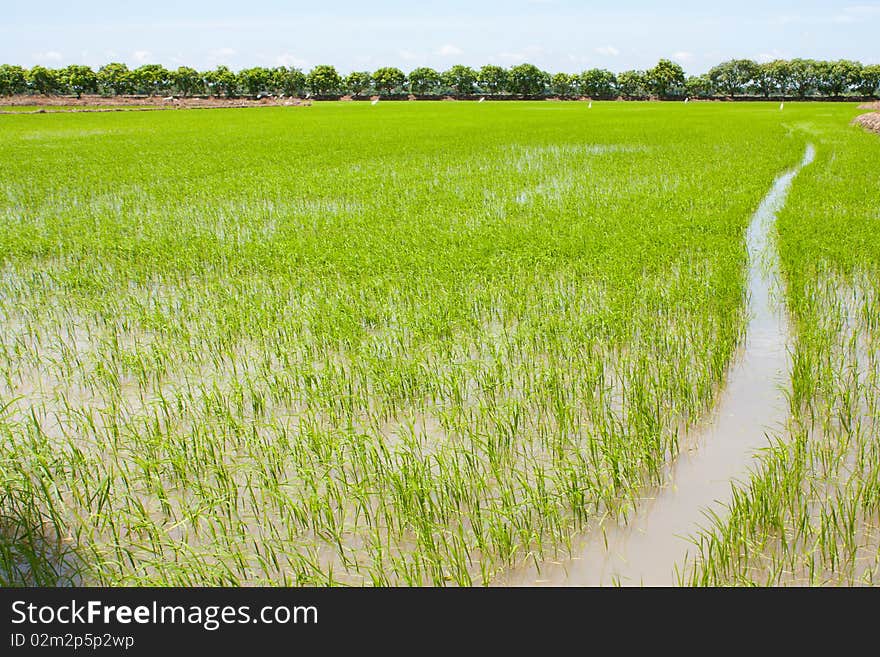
[0,106,143,113]
[687,110,880,585]
[0,101,875,586]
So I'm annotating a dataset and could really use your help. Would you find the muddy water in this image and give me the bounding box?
[498,145,816,586]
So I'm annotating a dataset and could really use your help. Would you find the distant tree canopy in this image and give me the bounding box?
[752,62,778,98]
[204,65,238,97]
[131,64,172,96]
[507,63,549,96]
[238,67,272,96]
[442,65,477,95]
[407,67,440,94]
[60,64,97,98]
[550,72,575,97]
[273,67,306,96]
[173,66,202,97]
[477,65,507,94]
[306,64,342,95]
[685,74,713,99]
[708,59,758,96]
[859,64,880,96]
[616,70,646,99]
[344,71,372,95]
[815,60,862,97]
[645,59,686,98]
[26,65,61,95]
[789,59,818,99]
[2,58,879,99]
[579,69,617,99]
[763,60,792,97]
[0,64,28,95]
[97,63,132,95]
[372,67,406,94]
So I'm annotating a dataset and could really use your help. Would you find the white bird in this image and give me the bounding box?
[371,98,379,105]
[684,97,689,103]
[478,97,485,103]
[588,101,592,108]
[305,92,311,98]
[780,102,784,110]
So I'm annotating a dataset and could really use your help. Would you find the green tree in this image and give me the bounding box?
[738,60,760,94]
[708,59,758,96]
[97,63,132,95]
[814,60,861,97]
[0,64,28,96]
[306,65,342,95]
[172,66,202,96]
[442,65,477,95]
[507,63,548,96]
[204,65,238,97]
[645,59,686,98]
[789,59,818,99]
[270,67,306,96]
[477,65,507,94]
[616,70,646,98]
[26,66,61,95]
[407,67,441,94]
[685,75,714,99]
[238,67,272,96]
[838,60,862,96]
[344,71,372,95]
[578,69,617,99]
[751,62,778,97]
[550,72,575,97]
[132,64,171,95]
[857,64,880,97]
[765,60,792,97]
[372,67,406,94]
[60,65,97,98]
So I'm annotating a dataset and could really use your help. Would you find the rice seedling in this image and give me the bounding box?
[2,101,861,586]
[685,109,880,585]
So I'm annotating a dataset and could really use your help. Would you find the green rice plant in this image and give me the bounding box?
[686,111,880,585]
[0,101,828,585]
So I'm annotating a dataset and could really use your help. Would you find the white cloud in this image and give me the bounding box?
[755,49,788,64]
[132,50,152,64]
[566,53,595,68]
[206,47,237,66]
[275,53,307,68]
[773,5,880,26]
[772,14,801,25]
[35,50,63,62]
[490,46,546,64]
[353,55,376,68]
[594,46,620,57]
[436,44,463,57]
[834,5,880,23]
[671,51,694,63]
[398,50,419,62]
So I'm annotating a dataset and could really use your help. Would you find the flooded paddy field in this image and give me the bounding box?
[0,102,875,586]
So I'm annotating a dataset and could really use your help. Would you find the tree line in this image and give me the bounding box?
[1,58,878,99]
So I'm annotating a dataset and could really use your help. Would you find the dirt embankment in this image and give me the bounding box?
[0,94,311,113]
[853,112,880,135]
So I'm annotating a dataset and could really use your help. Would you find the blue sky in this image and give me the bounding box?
[3,1,878,74]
